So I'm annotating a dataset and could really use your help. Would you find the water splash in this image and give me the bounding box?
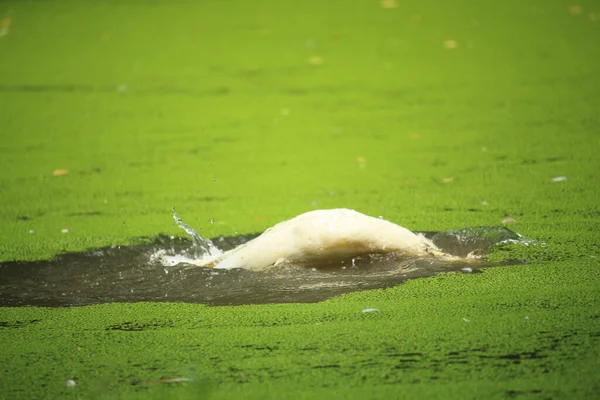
[172,210,222,258]
[430,226,539,257]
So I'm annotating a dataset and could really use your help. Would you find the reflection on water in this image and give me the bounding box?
[0,227,529,307]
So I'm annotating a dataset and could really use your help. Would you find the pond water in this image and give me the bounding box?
[0,224,530,307]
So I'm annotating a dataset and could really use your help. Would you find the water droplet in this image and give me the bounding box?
[28,229,35,234]
[66,379,76,387]
[61,228,69,233]
[463,318,471,322]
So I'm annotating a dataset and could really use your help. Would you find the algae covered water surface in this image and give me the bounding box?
[0,0,599,399]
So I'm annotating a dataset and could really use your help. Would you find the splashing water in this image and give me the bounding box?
[171,210,222,259]
[0,215,536,307]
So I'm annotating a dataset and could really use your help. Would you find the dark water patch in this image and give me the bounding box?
[68,211,104,217]
[0,319,40,328]
[0,227,527,307]
[106,320,174,331]
[0,84,230,98]
[505,390,543,398]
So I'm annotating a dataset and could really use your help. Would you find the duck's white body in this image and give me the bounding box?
[195,209,447,271]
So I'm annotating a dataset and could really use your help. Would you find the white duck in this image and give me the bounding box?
[187,209,452,271]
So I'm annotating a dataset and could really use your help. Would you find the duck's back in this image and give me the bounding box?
[213,209,440,270]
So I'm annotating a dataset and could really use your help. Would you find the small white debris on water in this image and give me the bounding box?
[212,176,217,183]
[551,176,568,182]
[462,267,473,273]
[311,268,317,272]
[210,218,215,224]
[170,236,175,239]
[378,216,383,219]
[463,318,471,322]
[524,316,529,320]
[61,228,69,233]
[361,308,380,313]
[481,201,489,206]
[29,229,35,234]
[66,379,76,387]
[502,217,517,224]
[144,377,191,384]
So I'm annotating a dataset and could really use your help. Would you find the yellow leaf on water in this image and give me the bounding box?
[307,56,324,65]
[381,0,398,9]
[444,40,458,49]
[53,169,69,176]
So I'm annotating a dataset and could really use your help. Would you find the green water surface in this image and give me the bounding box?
[0,0,598,398]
